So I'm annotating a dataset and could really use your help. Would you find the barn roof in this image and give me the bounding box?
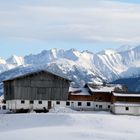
[86,84,119,93]
[3,70,71,82]
[85,83,126,93]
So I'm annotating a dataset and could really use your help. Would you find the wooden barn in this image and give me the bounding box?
[3,70,71,112]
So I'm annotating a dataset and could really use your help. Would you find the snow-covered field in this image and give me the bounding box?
[0,111,140,140]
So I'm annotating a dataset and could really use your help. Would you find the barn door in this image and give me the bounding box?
[48,101,52,109]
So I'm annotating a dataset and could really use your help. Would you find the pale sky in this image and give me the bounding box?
[1,0,140,58]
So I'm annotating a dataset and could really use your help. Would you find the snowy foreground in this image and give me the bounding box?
[0,110,140,140]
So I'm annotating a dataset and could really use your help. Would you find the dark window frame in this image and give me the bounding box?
[66,101,70,106]
[21,100,25,104]
[87,102,91,106]
[30,100,34,104]
[56,101,60,105]
[38,101,42,104]
[78,102,82,106]
[99,105,102,109]
[125,107,129,111]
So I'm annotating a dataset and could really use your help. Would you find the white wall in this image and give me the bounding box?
[112,104,140,116]
[6,100,111,111]
[5,100,140,115]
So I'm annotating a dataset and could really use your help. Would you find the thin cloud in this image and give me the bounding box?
[0,0,140,44]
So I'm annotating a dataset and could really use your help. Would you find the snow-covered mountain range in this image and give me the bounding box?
[1,45,140,94]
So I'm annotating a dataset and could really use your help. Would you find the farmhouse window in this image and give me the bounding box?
[56,101,60,105]
[78,102,82,106]
[125,107,129,111]
[87,102,91,106]
[99,105,102,109]
[66,102,70,106]
[30,100,34,104]
[38,101,42,104]
[2,105,6,110]
[108,105,110,109]
[21,100,25,104]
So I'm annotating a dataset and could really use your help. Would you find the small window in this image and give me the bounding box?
[66,101,70,106]
[78,102,82,106]
[30,100,34,104]
[96,105,98,107]
[108,105,110,109]
[38,101,42,104]
[87,102,91,106]
[0,106,1,110]
[21,100,25,104]
[56,101,60,105]
[99,97,102,101]
[2,105,6,110]
[99,105,102,109]
[125,107,129,111]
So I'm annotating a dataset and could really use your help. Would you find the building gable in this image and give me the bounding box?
[4,70,70,101]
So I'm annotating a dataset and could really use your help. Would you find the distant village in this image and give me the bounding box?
[0,70,140,116]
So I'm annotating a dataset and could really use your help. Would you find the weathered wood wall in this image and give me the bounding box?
[112,96,140,103]
[4,71,70,101]
[68,92,112,102]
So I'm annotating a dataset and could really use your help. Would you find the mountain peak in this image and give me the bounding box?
[50,48,60,53]
[116,45,134,52]
[6,55,24,66]
[0,57,6,64]
[98,49,116,55]
[82,50,93,54]
[69,48,77,52]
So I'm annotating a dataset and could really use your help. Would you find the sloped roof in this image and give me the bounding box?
[3,70,71,82]
[85,83,126,93]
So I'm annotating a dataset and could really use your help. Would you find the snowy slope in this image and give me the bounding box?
[0,55,24,73]
[0,112,140,140]
[23,48,120,81]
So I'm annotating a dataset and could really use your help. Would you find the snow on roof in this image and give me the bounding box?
[69,87,82,92]
[113,92,140,97]
[69,87,90,95]
[114,102,140,107]
[87,84,124,93]
[88,86,115,93]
